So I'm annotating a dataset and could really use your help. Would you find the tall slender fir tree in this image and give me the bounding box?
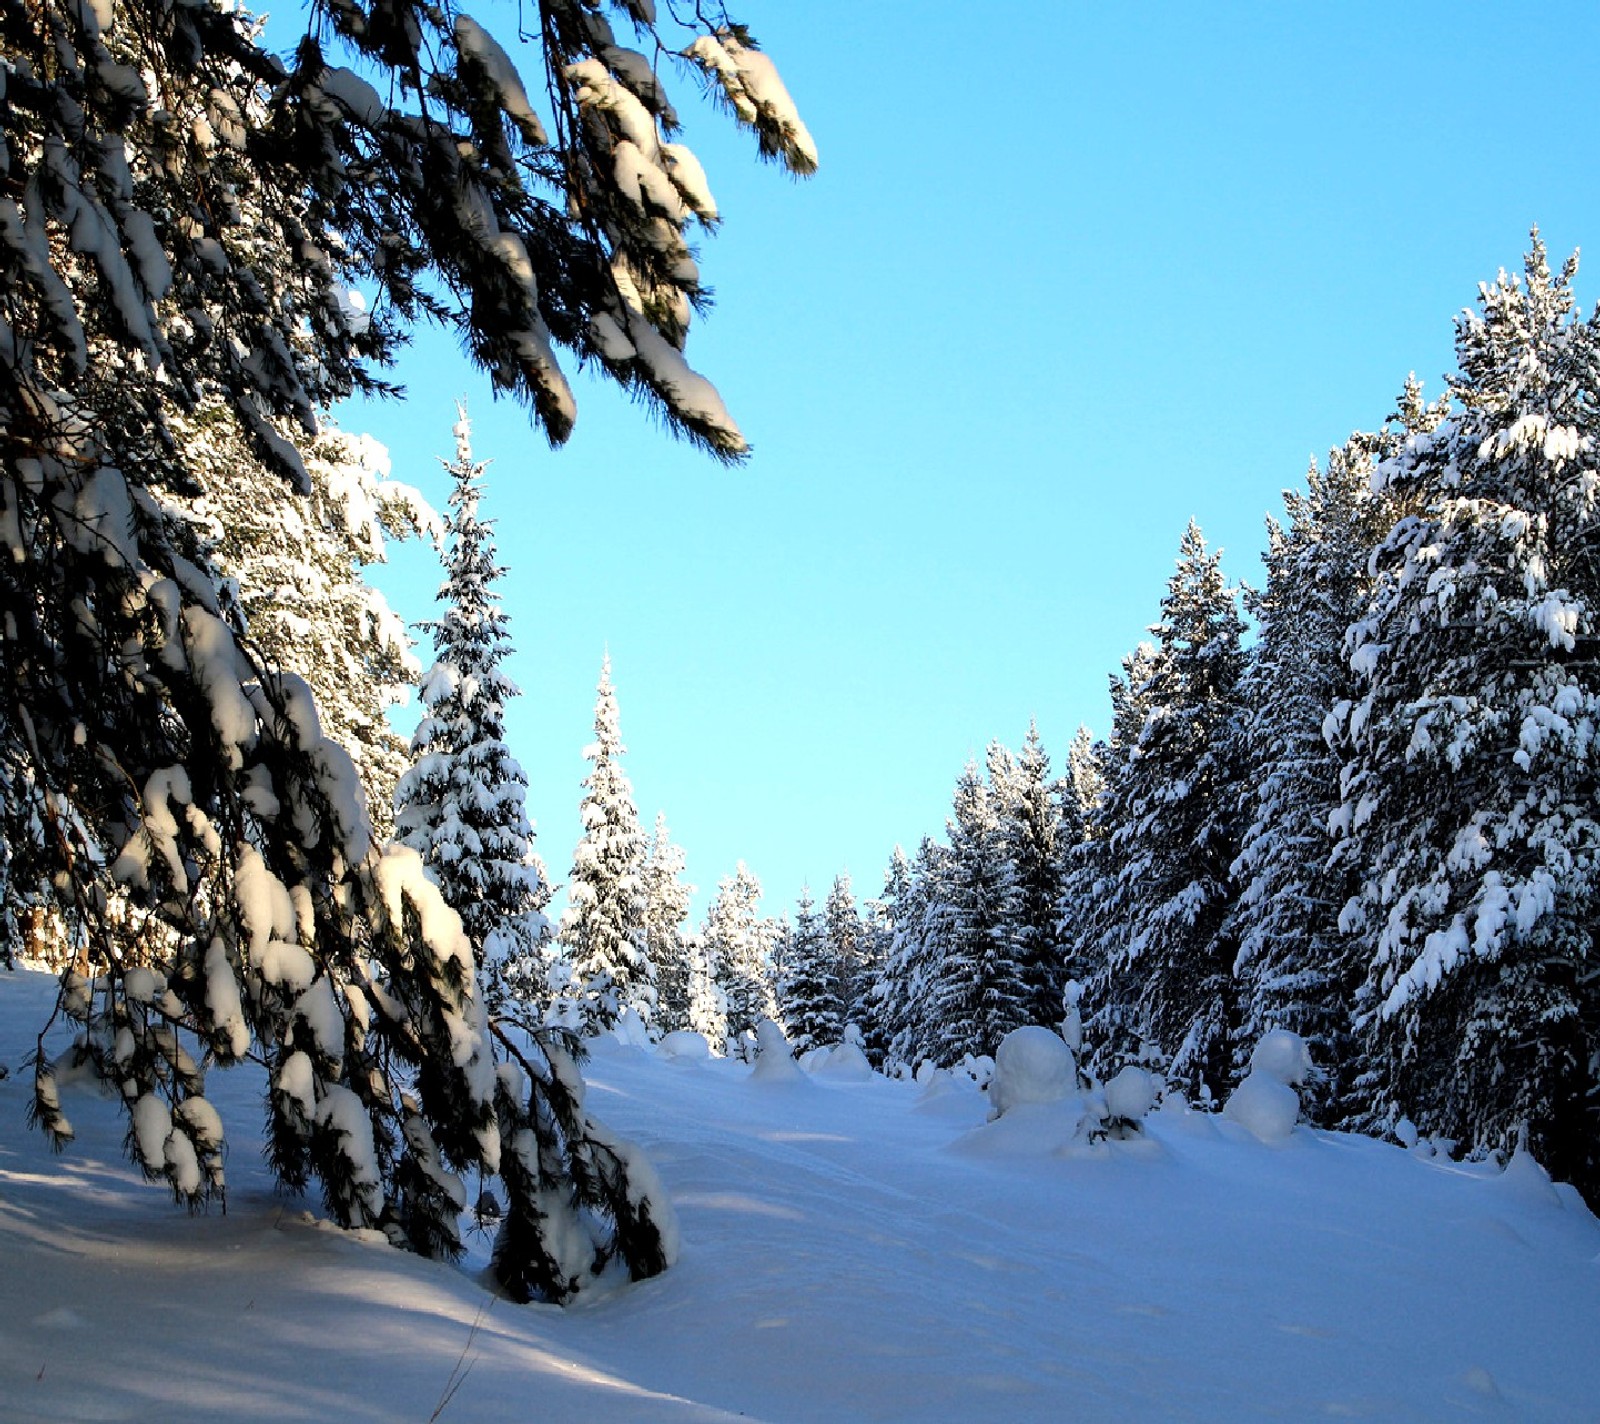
[857,846,914,1067]
[393,408,552,1011]
[991,724,1070,1030]
[823,872,866,1028]
[641,813,696,1033]
[1228,430,1404,1121]
[559,657,653,1034]
[1088,523,1247,1100]
[928,761,1028,1064]
[780,885,842,1054]
[702,862,779,1052]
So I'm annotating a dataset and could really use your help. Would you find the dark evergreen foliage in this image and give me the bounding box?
[1085,523,1248,1101]
[1228,436,1392,1120]
[779,886,842,1054]
[927,762,1028,1064]
[991,725,1071,1031]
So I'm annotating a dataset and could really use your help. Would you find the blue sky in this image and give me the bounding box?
[275,1,1600,924]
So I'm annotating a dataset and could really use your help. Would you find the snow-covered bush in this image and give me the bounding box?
[809,1038,874,1081]
[1103,1065,1157,1136]
[1224,1074,1301,1143]
[1249,1029,1314,1088]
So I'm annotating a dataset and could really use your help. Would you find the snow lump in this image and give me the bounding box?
[749,1018,805,1084]
[1224,1030,1312,1142]
[988,1026,1075,1118]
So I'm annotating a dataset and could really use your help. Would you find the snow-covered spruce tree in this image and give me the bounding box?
[779,885,843,1054]
[856,845,913,1067]
[2,0,811,1299]
[927,760,1029,1065]
[641,812,696,1032]
[1330,236,1600,1198]
[702,861,779,1051]
[1064,648,1154,1058]
[393,409,552,1014]
[878,837,952,1070]
[1051,724,1100,1002]
[1064,724,1104,838]
[759,915,788,977]
[180,414,440,844]
[1227,427,1414,1123]
[1087,524,1248,1101]
[0,784,16,967]
[558,656,653,1033]
[823,871,866,1026]
[3,414,434,964]
[990,724,1071,1030]
[684,933,729,1051]
[0,739,51,967]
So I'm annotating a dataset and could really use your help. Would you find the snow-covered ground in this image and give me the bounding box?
[3,965,1598,1422]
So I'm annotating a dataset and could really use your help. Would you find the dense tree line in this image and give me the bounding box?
[405,247,1600,1209]
[849,237,1600,1206]
[471,234,1599,1220]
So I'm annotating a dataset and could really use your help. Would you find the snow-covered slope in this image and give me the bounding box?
[3,966,1597,1422]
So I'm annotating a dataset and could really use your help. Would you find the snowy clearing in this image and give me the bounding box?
[2,965,1597,1422]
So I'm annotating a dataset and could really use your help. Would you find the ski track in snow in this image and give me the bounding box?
[3,966,1599,1422]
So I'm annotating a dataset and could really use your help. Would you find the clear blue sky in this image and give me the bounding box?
[271,1,1600,924]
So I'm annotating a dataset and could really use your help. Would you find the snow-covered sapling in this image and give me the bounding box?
[1100,1065,1157,1138]
[749,1017,805,1084]
[1224,1030,1313,1142]
[657,1030,712,1064]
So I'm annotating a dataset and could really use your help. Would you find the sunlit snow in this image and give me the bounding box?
[2,966,1597,1422]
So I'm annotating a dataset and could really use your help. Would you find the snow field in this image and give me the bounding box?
[3,966,1599,1422]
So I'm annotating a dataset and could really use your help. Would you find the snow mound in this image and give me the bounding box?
[1250,1029,1313,1086]
[748,1018,805,1084]
[1491,1147,1564,1211]
[609,1008,653,1050]
[952,1098,1088,1158]
[1105,1065,1156,1124]
[656,1030,710,1064]
[988,1026,1075,1119]
[1224,1071,1300,1143]
[809,1039,873,1080]
[911,1067,989,1124]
